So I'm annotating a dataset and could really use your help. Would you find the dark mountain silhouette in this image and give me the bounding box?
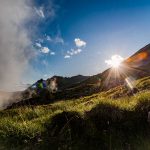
[47,75,90,90]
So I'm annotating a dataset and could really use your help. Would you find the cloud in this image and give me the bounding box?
[34,1,57,21]
[41,47,50,53]
[64,55,71,59]
[74,38,86,48]
[40,46,55,55]
[46,35,64,44]
[36,42,42,48]
[46,35,52,41]
[67,49,82,56]
[0,0,36,92]
[50,51,55,55]
[63,38,85,59]
[35,7,45,18]
[55,36,64,44]
[37,38,44,43]
[64,48,82,59]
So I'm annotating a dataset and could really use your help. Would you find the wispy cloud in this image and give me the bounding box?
[37,38,44,43]
[46,35,64,44]
[74,38,86,48]
[50,51,55,55]
[34,7,45,18]
[55,36,64,44]
[46,35,52,41]
[35,42,42,48]
[42,60,48,66]
[64,55,71,59]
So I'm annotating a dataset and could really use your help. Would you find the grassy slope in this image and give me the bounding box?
[0,76,150,150]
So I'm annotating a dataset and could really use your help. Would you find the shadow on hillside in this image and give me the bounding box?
[45,111,85,138]
[46,100,150,149]
[87,100,150,131]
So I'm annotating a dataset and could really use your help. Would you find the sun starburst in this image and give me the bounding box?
[105,55,124,68]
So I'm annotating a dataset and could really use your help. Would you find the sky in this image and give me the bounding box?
[1,0,150,90]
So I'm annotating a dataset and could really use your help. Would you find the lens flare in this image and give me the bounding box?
[125,77,135,89]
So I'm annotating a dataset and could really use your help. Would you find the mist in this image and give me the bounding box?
[0,0,35,91]
[0,0,37,108]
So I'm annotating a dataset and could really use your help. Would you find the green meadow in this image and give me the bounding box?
[0,76,150,150]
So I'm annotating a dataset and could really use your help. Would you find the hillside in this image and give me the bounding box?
[0,76,150,150]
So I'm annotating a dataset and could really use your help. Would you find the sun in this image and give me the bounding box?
[105,55,124,68]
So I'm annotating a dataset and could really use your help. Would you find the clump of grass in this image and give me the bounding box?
[136,76,150,90]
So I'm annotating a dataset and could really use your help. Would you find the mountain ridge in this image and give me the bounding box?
[5,44,150,108]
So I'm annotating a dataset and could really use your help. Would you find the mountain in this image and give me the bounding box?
[6,44,150,108]
[47,75,90,90]
[6,75,90,108]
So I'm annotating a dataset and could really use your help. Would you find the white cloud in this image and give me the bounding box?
[35,7,45,18]
[40,46,55,55]
[64,48,82,59]
[50,51,55,55]
[64,55,71,59]
[36,43,42,48]
[41,47,50,53]
[74,38,86,48]
[76,48,82,53]
[67,48,82,56]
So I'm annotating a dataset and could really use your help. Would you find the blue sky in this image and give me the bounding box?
[28,0,150,82]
